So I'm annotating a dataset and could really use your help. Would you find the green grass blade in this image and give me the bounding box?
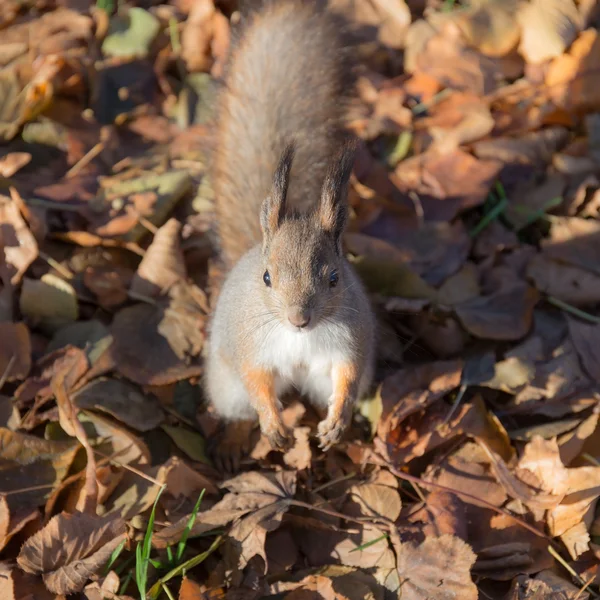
[137,484,167,600]
[176,489,206,563]
[104,538,126,575]
[162,582,176,600]
[136,542,145,600]
[148,536,223,599]
[349,533,389,552]
[469,196,509,238]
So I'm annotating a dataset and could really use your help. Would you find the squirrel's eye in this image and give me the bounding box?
[263,270,272,287]
[329,270,339,288]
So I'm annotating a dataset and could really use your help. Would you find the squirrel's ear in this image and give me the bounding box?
[261,142,295,242]
[319,139,356,252]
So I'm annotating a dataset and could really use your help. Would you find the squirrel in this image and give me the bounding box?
[204,0,376,470]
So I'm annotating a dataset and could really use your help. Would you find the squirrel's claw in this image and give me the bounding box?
[317,415,348,451]
[209,421,254,473]
[262,420,293,452]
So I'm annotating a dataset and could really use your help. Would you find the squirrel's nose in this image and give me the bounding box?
[287,307,311,328]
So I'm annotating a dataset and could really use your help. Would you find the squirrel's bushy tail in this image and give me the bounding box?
[213,0,355,267]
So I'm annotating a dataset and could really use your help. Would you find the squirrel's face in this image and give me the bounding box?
[260,219,344,331]
[258,141,355,332]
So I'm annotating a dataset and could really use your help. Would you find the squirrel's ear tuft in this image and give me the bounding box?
[261,142,295,242]
[319,139,356,252]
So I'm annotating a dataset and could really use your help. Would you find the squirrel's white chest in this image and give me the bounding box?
[255,322,353,405]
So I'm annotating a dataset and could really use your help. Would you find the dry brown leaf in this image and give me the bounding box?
[348,483,401,522]
[546,28,600,113]
[272,565,385,600]
[181,0,229,75]
[394,149,501,222]
[130,218,187,298]
[0,195,38,284]
[0,321,30,382]
[518,0,580,64]
[80,410,150,467]
[331,0,411,49]
[505,174,567,231]
[223,470,297,571]
[456,1,520,57]
[102,463,167,522]
[541,216,600,269]
[0,428,79,519]
[0,562,61,600]
[52,356,98,514]
[0,152,30,177]
[20,275,79,333]
[17,511,126,594]
[425,442,508,509]
[283,426,312,471]
[73,377,164,432]
[83,265,131,309]
[109,298,204,386]
[506,570,589,599]
[154,470,296,556]
[454,281,539,341]
[567,317,600,381]
[414,22,504,95]
[527,253,600,305]
[376,360,463,441]
[408,491,468,539]
[396,535,478,600]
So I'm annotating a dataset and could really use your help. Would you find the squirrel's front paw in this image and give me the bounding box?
[317,413,350,451]
[261,418,293,451]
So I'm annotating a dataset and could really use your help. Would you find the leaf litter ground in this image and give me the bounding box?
[2,0,600,598]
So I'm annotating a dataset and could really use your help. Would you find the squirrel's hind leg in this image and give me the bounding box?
[205,352,258,472]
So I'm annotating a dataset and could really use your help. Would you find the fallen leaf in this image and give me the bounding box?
[527,253,600,305]
[567,317,600,382]
[348,482,401,522]
[408,492,468,539]
[130,218,187,298]
[181,0,230,75]
[454,281,539,341]
[93,171,192,243]
[271,565,385,600]
[455,1,520,57]
[376,360,463,442]
[83,265,131,309]
[19,274,78,333]
[504,174,567,231]
[506,570,590,599]
[473,127,570,167]
[517,0,581,64]
[80,410,150,467]
[0,195,38,284]
[0,562,60,600]
[414,21,505,95]
[102,463,167,521]
[102,7,160,59]
[0,321,30,382]
[394,149,501,221]
[161,424,208,463]
[396,535,478,600]
[73,377,164,432]
[224,470,297,571]
[17,511,126,594]
[283,426,312,471]
[0,428,79,515]
[109,299,204,386]
[424,442,508,509]
[546,28,600,113]
[331,0,411,49]
[0,152,31,177]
